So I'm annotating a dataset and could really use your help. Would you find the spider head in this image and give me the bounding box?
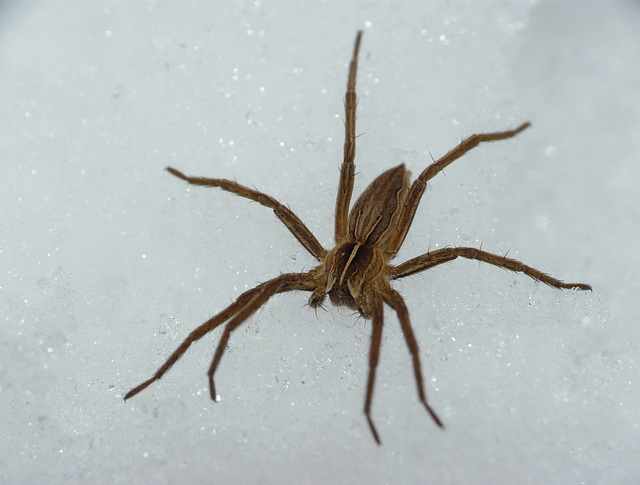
[307,241,385,319]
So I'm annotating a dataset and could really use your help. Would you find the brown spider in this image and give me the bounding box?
[125,31,591,444]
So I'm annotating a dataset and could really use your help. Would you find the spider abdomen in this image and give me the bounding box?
[347,164,411,249]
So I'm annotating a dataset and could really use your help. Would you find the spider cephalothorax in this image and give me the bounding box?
[125,31,591,444]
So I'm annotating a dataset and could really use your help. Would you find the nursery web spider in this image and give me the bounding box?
[125,31,591,444]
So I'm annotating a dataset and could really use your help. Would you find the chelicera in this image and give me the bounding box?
[125,31,591,444]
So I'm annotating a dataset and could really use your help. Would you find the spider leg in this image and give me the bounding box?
[206,273,315,400]
[391,247,592,290]
[124,272,316,401]
[383,287,444,430]
[335,31,363,244]
[166,167,326,260]
[364,295,384,445]
[386,122,531,254]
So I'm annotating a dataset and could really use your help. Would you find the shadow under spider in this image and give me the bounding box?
[125,31,591,445]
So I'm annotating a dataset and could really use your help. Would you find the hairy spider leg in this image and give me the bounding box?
[205,273,315,399]
[363,295,384,444]
[335,30,363,243]
[363,286,444,446]
[383,288,444,427]
[124,273,316,401]
[165,167,326,260]
[386,122,532,255]
[392,247,592,290]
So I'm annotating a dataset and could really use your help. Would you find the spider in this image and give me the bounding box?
[125,31,591,444]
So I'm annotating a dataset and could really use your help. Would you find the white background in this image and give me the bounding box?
[1,1,638,483]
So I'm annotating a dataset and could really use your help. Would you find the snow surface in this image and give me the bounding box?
[1,1,638,483]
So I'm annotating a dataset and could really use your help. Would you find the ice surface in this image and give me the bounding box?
[1,1,638,483]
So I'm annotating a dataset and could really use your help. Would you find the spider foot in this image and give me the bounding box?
[366,413,382,446]
[422,399,445,429]
[166,166,188,181]
[568,282,592,291]
[208,374,219,402]
[124,377,157,401]
[514,121,532,134]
